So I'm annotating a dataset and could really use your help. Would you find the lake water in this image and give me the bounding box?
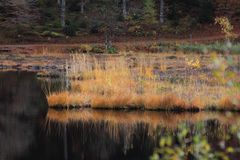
[1,71,240,160]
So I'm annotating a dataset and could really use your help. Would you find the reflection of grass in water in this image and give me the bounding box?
[46,53,239,110]
[46,109,240,128]
[45,109,240,158]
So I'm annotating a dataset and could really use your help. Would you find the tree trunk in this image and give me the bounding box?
[159,0,164,23]
[122,0,127,18]
[60,0,66,28]
[81,0,84,14]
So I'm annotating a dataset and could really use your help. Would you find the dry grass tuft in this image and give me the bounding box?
[91,94,143,109]
[47,92,69,107]
[191,98,205,109]
[143,94,186,110]
[47,92,90,108]
[218,97,237,110]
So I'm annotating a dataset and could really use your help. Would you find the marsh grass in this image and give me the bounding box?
[47,53,240,110]
[47,91,91,108]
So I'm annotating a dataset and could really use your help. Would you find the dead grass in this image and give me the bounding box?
[47,92,69,107]
[191,97,205,109]
[91,94,144,109]
[47,92,90,108]
[46,53,240,110]
[218,97,239,110]
[143,94,187,110]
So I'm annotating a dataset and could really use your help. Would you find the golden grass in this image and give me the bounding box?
[91,93,144,109]
[47,92,68,107]
[191,97,205,109]
[47,92,90,108]
[46,53,240,110]
[143,94,186,110]
[47,90,239,110]
[218,97,239,110]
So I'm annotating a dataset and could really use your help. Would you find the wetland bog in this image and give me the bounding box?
[0,49,239,159]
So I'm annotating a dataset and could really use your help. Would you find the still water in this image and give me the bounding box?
[1,72,240,160]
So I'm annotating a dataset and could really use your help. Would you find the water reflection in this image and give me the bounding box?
[1,71,240,160]
[0,72,48,160]
[45,109,240,160]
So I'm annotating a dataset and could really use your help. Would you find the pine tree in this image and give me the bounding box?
[143,0,157,25]
[59,0,66,28]
[159,0,164,23]
[122,0,127,19]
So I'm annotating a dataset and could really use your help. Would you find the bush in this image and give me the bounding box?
[90,21,103,34]
[91,46,105,53]
[52,20,62,28]
[79,19,88,29]
[80,44,92,53]
[107,46,118,54]
[37,0,56,8]
[64,21,78,36]
[40,7,59,22]
[127,24,145,36]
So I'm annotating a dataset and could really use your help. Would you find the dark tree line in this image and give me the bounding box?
[37,0,218,28]
[0,0,239,40]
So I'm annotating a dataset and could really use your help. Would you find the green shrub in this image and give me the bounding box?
[107,46,118,54]
[159,22,177,34]
[90,21,103,34]
[40,7,58,22]
[64,21,78,36]
[79,19,88,29]
[52,20,62,28]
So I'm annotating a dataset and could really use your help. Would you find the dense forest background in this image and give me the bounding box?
[0,0,240,42]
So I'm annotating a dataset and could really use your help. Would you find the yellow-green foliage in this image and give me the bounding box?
[80,44,92,53]
[215,17,237,40]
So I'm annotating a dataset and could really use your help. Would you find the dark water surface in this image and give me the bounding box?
[1,72,240,160]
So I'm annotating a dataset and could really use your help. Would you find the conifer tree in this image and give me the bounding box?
[143,0,157,25]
